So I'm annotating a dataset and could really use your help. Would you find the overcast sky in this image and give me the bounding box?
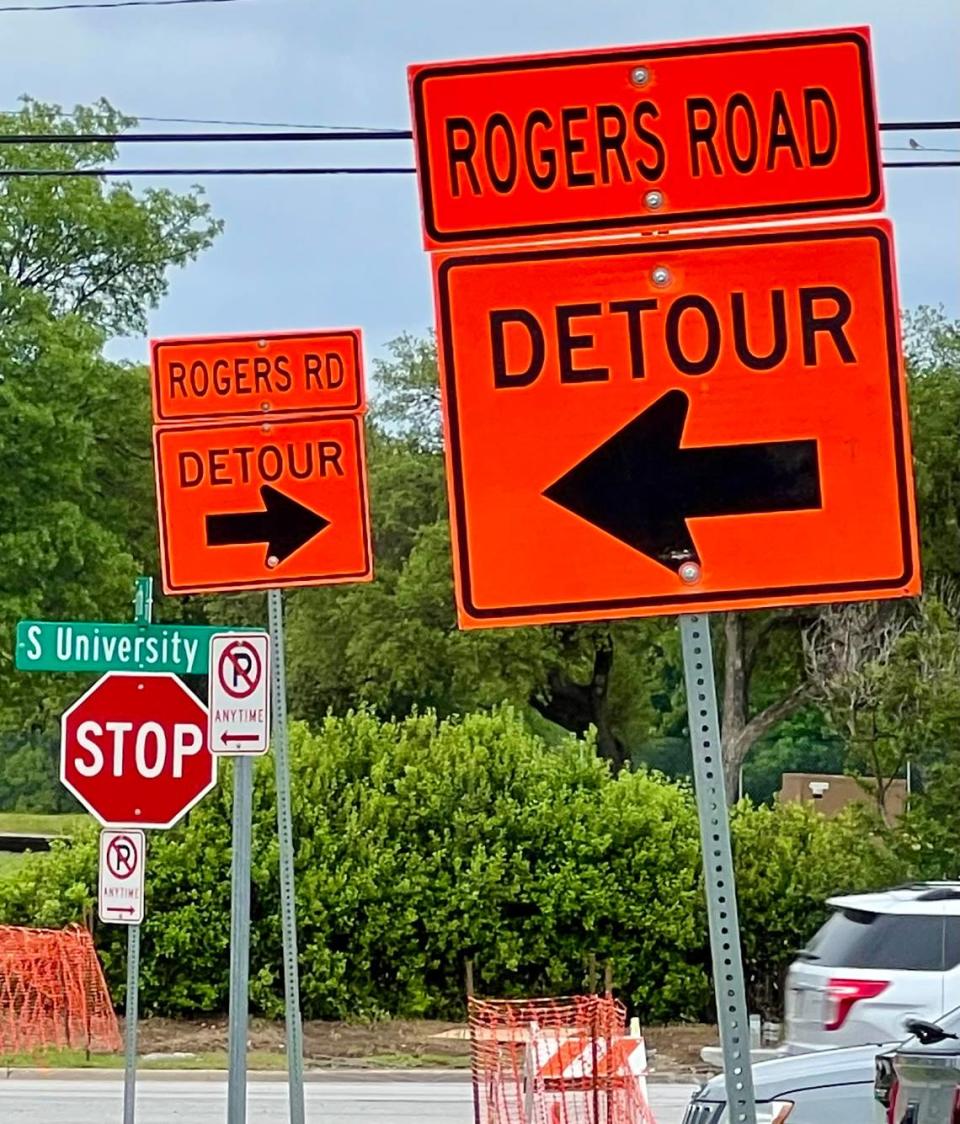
[1,0,957,367]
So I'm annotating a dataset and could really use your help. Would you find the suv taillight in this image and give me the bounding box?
[952,1085,960,1124]
[824,977,889,1030]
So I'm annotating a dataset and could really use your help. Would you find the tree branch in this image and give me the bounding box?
[728,682,810,767]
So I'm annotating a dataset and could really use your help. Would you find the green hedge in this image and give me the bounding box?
[0,709,912,1021]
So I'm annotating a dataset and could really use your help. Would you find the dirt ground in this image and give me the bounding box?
[643,1024,719,1078]
[131,1017,718,1074]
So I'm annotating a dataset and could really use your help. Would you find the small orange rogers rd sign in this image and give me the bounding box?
[151,329,363,422]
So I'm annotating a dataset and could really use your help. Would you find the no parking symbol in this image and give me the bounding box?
[209,632,271,755]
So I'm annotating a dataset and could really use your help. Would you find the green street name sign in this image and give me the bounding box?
[16,620,262,675]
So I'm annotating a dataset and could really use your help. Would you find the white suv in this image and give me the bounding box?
[785,883,960,1053]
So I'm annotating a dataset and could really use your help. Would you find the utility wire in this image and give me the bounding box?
[1,109,398,132]
[884,160,960,168]
[0,0,242,11]
[132,115,396,131]
[0,161,957,177]
[0,166,417,176]
[879,120,960,132]
[7,111,957,137]
[0,121,956,147]
[0,129,412,144]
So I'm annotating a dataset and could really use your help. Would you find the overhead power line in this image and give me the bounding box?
[884,160,960,168]
[7,111,957,137]
[0,166,417,176]
[0,108,408,132]
[879,121,960,132]
[131,114,393,131]
[0,0,242,11]
[0,161,956,178]
[0,121,956,147]
[0,129,413,144]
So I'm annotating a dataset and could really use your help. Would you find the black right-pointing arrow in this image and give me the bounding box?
[206,485,330,565]
[543,389,821,573]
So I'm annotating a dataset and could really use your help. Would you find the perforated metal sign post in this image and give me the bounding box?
[99,824,146,1124]
[227,753,254,1124]
[268,589,305,1124]
[680,615,757,1123]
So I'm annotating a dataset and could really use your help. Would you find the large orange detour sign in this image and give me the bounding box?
[410,27,882,248]
[433,221,919,628]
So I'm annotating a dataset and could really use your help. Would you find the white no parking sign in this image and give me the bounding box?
[209,632,271,755]
[99,829,146,925]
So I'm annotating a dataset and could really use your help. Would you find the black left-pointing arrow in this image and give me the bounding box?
[206,485,330,565]
[543,388,821,573]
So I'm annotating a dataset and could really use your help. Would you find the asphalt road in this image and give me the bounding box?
[0,1077,699,1123]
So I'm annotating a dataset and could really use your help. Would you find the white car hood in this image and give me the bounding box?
[698,1043,893,1101]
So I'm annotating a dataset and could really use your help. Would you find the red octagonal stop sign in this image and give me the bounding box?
[61,672,217,829]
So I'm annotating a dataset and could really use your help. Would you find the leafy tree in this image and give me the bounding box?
[0,732,78,812]
[0,100,221,777]
[0,98,221,335]
[718,610,812,800]
[740,708,844,804]
[0,305,144,730]
[905,307,960,580]
[717,307,960,799]
[804,591,960,820]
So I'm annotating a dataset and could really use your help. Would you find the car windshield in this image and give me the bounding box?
[806,908,960,971]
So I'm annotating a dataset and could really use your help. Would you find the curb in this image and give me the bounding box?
[0,1066,703,1085]
[0,1067,471,1083]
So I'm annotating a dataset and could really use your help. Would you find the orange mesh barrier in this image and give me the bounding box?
[469,996,656,1124]
[0,924,121,1054]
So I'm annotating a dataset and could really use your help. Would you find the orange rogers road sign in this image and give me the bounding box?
[433,220,920,628]
[154,414,372,595]
[409,27,882,248]
[151,329,364,422]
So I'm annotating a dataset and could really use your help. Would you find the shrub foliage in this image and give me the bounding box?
[0,710,910,1020]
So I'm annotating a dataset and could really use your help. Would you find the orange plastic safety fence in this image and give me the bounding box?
[0,924,120,1054]
[469,996,656,1124]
